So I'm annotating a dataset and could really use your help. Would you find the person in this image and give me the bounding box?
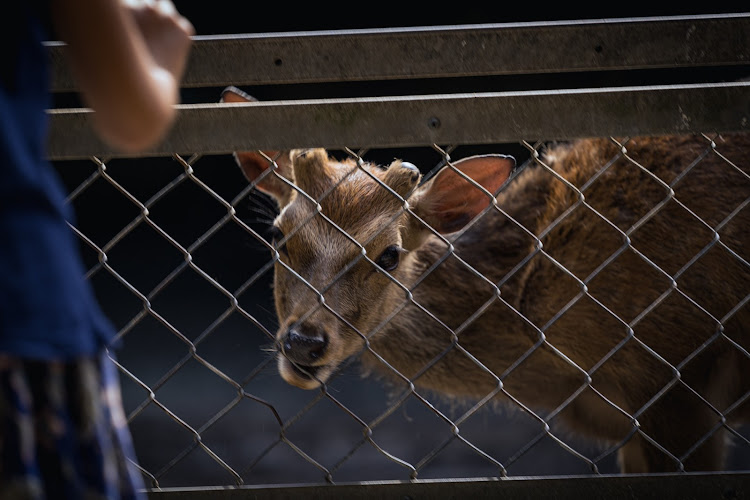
[0,0,193,498]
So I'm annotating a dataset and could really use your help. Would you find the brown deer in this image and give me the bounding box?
[222,87,750,473]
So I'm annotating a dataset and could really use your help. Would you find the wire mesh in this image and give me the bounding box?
[52,131,750,488]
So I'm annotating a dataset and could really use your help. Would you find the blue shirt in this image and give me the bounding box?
[0,2,115,358]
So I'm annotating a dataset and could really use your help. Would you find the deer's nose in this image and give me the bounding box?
[282,325,328,365]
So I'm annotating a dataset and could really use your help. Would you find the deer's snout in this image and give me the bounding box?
[282,325,328,366]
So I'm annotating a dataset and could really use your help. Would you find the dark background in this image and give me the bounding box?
[178,5,745,35]
[52,4,750,488]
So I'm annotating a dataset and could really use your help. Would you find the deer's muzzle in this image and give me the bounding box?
[281,325,328,366]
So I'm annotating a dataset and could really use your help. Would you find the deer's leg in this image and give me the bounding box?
[617,428,727,473]
[617,390,728,473]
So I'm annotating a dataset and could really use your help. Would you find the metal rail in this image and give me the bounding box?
[47,14,750,90]
[147,473,750,500]
[48,82,750,159]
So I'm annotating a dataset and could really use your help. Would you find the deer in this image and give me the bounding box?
[221,86,750,474]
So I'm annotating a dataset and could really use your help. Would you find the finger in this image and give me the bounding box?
[120,0,156,11]
[178,16,195,36]
[154,0,177,17]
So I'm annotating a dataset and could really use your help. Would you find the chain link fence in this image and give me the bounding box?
[47,14,750,496]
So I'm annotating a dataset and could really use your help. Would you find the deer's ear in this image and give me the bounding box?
[221,85,257,104]
[232,150,295,207]
[221,87,295,207]
[412,155,515,234]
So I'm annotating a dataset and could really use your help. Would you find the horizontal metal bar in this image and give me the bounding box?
[47,14,750,92]
[47,82,750,160]
[146,473,750,500]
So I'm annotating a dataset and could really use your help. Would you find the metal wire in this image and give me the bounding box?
[54,129,750,488]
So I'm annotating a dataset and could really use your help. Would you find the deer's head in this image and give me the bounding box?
[223,87,515,389]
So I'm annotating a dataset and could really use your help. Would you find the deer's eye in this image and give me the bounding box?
[376,245,401,272]
[268,226,287,254]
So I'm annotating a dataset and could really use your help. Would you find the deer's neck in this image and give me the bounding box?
[361,165,559,398]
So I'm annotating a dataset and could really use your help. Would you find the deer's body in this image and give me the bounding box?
[364,134,750,472]
[224,87,749,474]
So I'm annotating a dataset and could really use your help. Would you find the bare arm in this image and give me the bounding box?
[52,0,194,153]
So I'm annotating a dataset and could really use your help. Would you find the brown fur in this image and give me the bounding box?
[230,109,749,472]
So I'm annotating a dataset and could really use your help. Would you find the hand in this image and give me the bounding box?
[123,0,194,83]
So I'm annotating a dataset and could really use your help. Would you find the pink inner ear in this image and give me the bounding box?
[234,149,294,207]
[450,155,515,195]
[221,86,257,104]
[235,150,278,183]
[426,155,515,234]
